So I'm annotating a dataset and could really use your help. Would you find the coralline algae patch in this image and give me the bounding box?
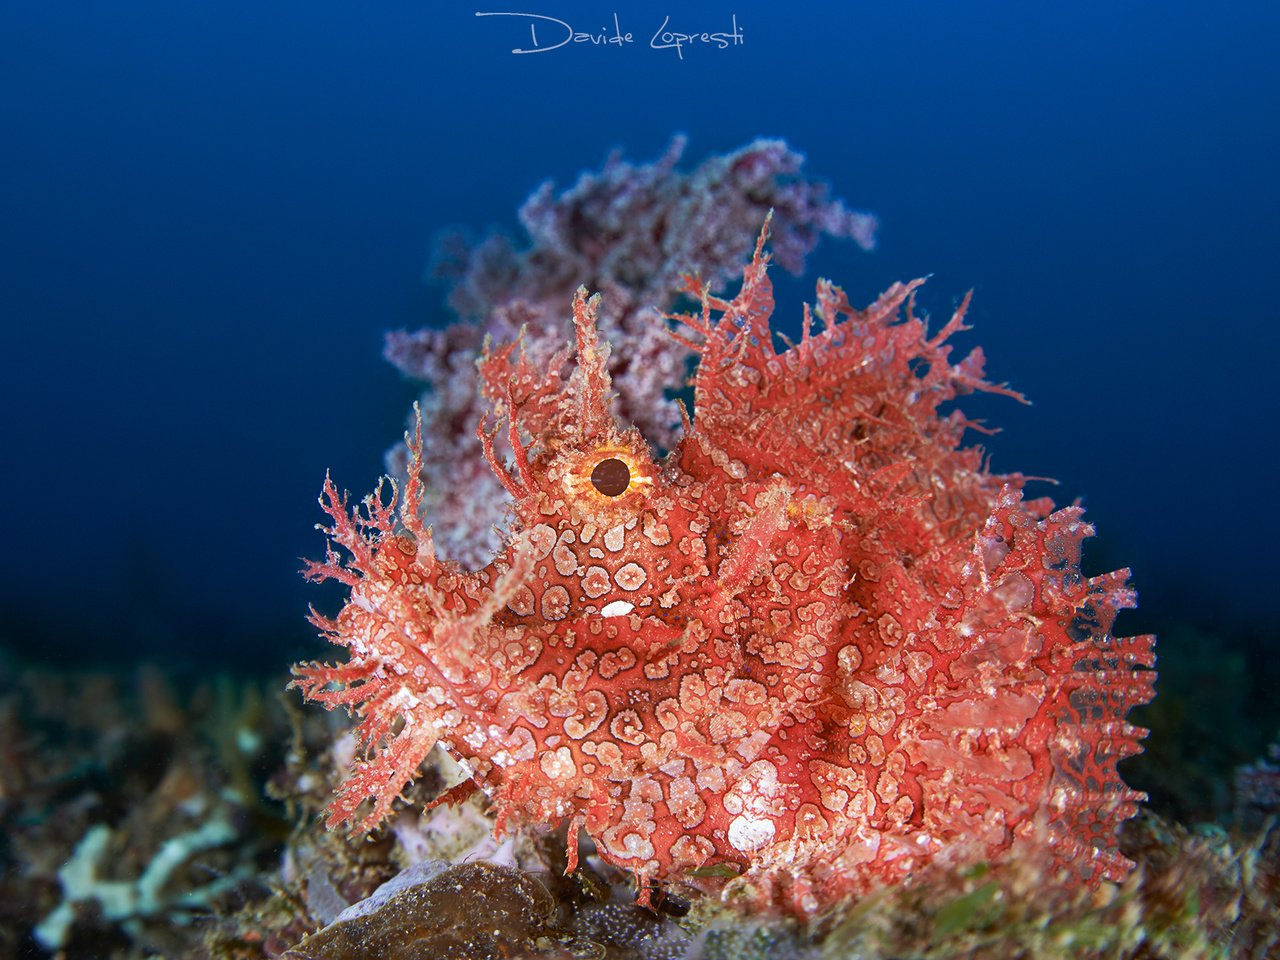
[293,226,1155,914]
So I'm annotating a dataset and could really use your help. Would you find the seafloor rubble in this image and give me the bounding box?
[2,648,1277,959]
[3,141,1279,959]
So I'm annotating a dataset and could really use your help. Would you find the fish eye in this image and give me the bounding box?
[590,457,631,497]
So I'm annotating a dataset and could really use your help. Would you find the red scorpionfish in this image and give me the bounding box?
[294,226,1156,914]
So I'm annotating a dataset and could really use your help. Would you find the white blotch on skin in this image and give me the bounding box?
[728,814,776,852]
[600,600,635,618]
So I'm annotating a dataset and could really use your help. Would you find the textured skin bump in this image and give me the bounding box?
[292,227,1155,914]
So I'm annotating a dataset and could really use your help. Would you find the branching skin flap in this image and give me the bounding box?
[293,224,1155,914]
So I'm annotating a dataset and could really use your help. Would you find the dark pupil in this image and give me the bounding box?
[590,458,630,497]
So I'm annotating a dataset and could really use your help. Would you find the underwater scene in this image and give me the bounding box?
[2,2,1278,957]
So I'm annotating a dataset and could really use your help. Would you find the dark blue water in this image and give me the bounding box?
[2,0,1277,672]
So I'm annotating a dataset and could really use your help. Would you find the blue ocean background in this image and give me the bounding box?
[2,0,1276,725]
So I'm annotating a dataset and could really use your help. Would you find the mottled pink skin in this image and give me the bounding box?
[294,229,1155,914]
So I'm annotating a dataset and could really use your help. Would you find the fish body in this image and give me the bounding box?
[294,230,1155,912]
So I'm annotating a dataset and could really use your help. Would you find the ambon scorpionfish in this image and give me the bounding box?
[293,227,1155,914]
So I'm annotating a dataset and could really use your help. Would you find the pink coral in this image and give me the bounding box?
[294,224,1154,915]
[383,138,877,568]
